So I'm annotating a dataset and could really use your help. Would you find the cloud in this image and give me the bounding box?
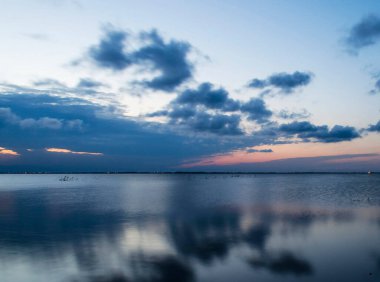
[240,98,272,123]
[174,83,240,112]
[369,78,380,95]
[168,106,196,119]
[86,28,194,92]
[0,90,253,171]
[0,147,19,156]
[152,84,272,130]
[279,121,317,134]
[164,108,243,136]
[278,109,310,120]
[148,83,245,135]
[345,14,380,53]
[133,29,193,92]
[33,79,66,88]
[46,148,103,156]
[248,71,313,93]
[77,78,105,89]
[88,28,132,70]
[279,121,360,143]
[0,107,19,124]
[0,84,365,172]
[246,148,273,153]
[19,117,63,129]
[148,83,359,142]
[248,79,267,89]
[0,107,82,130]
[184,112,243,136]
[368,120,380,132]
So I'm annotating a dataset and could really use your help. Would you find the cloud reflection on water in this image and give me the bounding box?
[0,174,379,282]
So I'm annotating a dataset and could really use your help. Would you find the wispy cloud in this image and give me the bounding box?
[46,148,103,156]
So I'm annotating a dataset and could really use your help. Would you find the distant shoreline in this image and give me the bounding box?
[0,171,377,175]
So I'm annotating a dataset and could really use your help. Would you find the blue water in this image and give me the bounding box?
[0,174,379,282]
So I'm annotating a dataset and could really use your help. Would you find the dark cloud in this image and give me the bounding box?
[240,98,272,123]
[149,83,272,134]
[279,121,360,143]
[368,120,380,132]
[88,28,132,70]
[0,81,365,171]
[246,148,273,153]
[268,72,312,92]
[148,83,360,141]
[279,121,317,134]
[248,71,313,93]
[77,78,105,89]
[0,90,252,171]
[174,83,240,112]
[301,125,360,143]
[133,30,193,92]
[345,14,380,53]
[149,109,242,136]
[173,111,243,136]
[86,28,193,92]
[190,113,242,135]
[148,83,244,135]
[168,106,196,119]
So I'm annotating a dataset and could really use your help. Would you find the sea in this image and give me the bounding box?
[0,173,379,282]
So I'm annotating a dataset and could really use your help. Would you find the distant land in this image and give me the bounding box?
[0,171,377,174]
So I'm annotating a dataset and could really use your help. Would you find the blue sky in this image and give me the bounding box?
[0,0,379,172]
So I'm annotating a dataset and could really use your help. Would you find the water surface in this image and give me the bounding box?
[0,174,379,282]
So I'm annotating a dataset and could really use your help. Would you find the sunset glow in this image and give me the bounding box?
[0,147,19,156]
[45,148,103,156]
[0,0,379,172]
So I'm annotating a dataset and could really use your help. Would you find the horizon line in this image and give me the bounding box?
[0,171,378,175]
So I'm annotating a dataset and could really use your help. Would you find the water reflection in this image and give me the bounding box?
[248,252,313,276]
[0,174,379,282]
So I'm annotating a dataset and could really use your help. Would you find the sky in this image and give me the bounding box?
[0,0,380,172]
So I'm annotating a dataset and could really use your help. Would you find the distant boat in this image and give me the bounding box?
[368,170,372,175]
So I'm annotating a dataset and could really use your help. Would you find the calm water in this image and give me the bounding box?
[0,174,379,282]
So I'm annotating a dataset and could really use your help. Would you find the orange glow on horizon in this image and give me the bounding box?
[182,134,380,168]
